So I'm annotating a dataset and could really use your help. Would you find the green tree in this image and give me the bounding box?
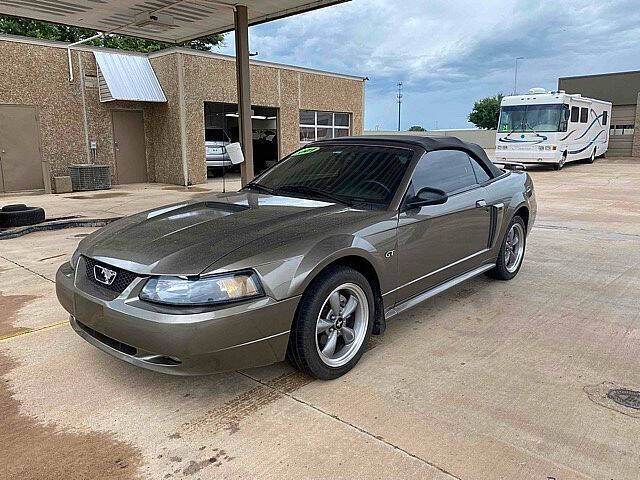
[0,16,223,53]
[468,94,503,130]
[408,125,426,131]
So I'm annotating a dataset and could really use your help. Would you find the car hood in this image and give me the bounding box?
[79,192,347,275]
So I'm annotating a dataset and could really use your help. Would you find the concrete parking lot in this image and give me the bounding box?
[1,158,640,479]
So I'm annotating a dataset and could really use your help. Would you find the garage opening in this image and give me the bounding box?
[204,102,278,180]
[609,105,636,157]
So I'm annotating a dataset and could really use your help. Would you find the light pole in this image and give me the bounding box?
[513,57,524,94]
[397,82,403,131]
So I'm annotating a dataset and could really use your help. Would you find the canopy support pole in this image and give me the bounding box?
[234,5,254,186]
[67,32,103,82]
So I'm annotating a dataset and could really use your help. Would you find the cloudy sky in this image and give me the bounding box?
[216,0,640,131]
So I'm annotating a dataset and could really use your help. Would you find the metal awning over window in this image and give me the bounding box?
[94,51,166,103]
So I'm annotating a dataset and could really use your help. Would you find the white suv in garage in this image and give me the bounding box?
[205,140,231,171]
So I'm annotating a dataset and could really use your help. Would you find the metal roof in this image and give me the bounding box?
[94,51,167,102]
[0,1,350,44]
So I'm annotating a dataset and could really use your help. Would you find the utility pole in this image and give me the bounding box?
[397,82,403,131]
[513,57,524,94]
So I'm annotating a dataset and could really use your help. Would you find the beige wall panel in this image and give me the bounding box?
[148,54,184,185]
[0,40,86,187]
[299,72,364,136]
[278,70,302,157]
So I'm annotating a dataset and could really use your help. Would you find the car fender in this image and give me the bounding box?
[288,233,384,298]
[500,188,534,243]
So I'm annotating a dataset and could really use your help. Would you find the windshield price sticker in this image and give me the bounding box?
[292,146,321,156]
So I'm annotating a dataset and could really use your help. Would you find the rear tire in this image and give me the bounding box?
[287,265,374,380]
[488,216,527,281]
[585,148,596,164]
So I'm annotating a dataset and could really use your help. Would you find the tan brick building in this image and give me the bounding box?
[0,35,365,193]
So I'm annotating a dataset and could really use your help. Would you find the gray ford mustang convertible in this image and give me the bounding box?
[56,136,536,379]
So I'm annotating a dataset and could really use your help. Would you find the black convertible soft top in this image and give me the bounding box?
[319,135,503,178]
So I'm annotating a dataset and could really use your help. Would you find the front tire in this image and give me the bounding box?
[554,153,566,170]
[287,265,374,379]
[489,216,527,280]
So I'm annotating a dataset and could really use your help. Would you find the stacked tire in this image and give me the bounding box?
[0,204,45,228]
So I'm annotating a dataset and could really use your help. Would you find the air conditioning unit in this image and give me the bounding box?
[134,12,175,31]
[528,87,547,94]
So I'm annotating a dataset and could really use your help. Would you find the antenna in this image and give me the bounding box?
[397,82,403,131]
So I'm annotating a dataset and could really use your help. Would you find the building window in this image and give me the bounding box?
[580,107,588,123]
[570,106,579,123]
[611,124,635,135]
[602,111,608,125]
[300,111,351,143]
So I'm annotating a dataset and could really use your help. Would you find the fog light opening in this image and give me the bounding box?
[140,355,182,366]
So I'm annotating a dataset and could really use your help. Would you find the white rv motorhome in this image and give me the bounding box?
[495,88,612,170]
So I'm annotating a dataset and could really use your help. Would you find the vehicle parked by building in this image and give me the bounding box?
[205,140,231,174]
[56,136,536,379]
[496,88,612,170]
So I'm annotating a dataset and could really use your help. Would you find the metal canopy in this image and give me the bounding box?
[94,51,167,102]
[0,1,349,43]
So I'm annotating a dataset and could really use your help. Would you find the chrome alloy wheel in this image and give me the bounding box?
[504,223,525,273]
[315,283,369,367]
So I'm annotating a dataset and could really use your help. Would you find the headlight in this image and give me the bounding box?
[139,270,264,306]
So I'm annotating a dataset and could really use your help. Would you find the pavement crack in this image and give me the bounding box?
[237,371,462,480]
[0,255,55,284]
[533,223,640,240]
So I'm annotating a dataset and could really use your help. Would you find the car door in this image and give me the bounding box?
[395,149,492,303]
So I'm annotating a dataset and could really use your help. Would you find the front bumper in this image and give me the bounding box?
[206,154,232,168]
[56,260,299,375]
[495,149,560,164]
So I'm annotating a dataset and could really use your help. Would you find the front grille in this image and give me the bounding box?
[84,256,137,295]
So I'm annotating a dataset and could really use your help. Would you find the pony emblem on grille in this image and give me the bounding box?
[94,265,117,286]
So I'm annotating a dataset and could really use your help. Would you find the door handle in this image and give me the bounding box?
[476,199,487,208]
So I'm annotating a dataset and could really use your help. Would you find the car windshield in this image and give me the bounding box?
[498,104,567,133]
[247,145,414,206]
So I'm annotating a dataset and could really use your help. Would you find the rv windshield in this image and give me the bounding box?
[498,104,568,133]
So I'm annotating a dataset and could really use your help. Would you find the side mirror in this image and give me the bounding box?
[405,187,448,209]
[226,142,245,165]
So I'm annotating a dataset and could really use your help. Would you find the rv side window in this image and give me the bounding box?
[580,107,588,123]
[570,106,579,123]
[602,111,608,125]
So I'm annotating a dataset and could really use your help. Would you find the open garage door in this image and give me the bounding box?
[609,105,636,156]
[204,102,278,177]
